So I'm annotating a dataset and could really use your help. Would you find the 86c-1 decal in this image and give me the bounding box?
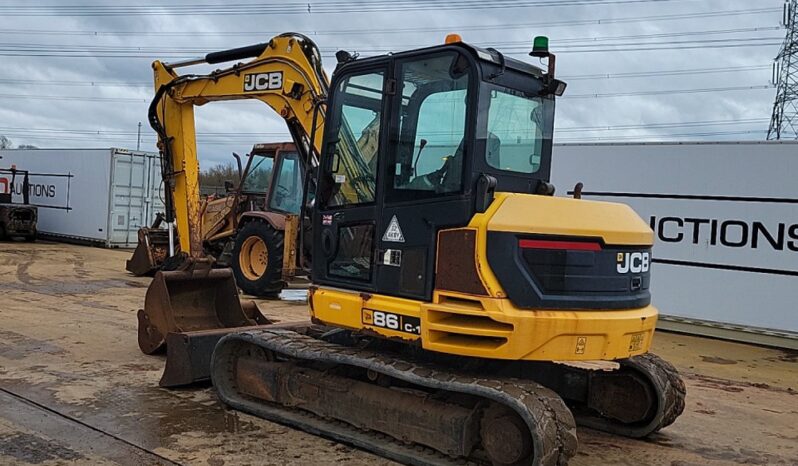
[362,309,421,335]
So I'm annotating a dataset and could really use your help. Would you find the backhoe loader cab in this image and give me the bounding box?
[242,142,305,215]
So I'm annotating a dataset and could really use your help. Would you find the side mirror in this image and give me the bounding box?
[224,180,234,192]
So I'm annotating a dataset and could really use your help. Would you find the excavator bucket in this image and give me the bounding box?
[126,227,172,276]
[137,265,270,355]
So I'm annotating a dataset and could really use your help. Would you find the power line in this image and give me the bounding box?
[563,84,773,98]
[556,129,769,141]
[0,117,771,139]
[560,64,772,80]
[0,78,149,87]
[0,0,701,16]
[0,9,781,37]
[0,38,783,59]
[0,27,782,53]
[0,83,772,104]
[0,35,781,53]
[0,64,771,90]
[0,93,146,102]
[556,118,770,132]
[7,130,770,146]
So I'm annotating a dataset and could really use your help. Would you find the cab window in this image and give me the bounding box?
[241,154,274,193]
[485,87,549,174]
[323,71,384,208]
[268,152,302,214]
[389,53,470,201]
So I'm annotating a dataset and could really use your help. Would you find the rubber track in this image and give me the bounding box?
[574,352,686,438]
[212,328,578,466]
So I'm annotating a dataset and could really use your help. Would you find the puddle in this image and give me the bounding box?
[699,355,738,365]
[0,278,136,296]
[0,432,83,464]
[0,330,64,360]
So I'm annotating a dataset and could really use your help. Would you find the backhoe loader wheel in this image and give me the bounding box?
[232,220,284,298]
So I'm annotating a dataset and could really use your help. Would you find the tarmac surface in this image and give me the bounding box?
[0,241,796,466]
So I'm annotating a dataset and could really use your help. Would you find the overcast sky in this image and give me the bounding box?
[0,0,787,167]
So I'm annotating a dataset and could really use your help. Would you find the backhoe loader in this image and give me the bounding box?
[141,32,685,465]
[127,142,308,297]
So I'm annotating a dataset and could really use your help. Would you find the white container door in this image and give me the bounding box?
[109,151,149,247]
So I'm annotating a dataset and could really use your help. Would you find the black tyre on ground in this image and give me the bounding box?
[24,231,36,242]
[231,220,285,298]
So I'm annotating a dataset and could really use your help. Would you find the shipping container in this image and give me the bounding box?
[551,141,798,349]
[0,148,164,247]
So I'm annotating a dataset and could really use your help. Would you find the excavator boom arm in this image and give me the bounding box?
[150,33,329,256]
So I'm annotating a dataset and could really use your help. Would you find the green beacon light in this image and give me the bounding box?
[530,36,549,58]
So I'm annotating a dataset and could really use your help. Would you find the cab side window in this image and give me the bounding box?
[268,152,302,214]
[323,71,384,208]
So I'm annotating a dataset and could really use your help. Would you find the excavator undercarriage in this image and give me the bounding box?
[210,324,684,466]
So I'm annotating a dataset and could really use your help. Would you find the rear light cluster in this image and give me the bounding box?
[518,239,601,252]
[518,237,633,295]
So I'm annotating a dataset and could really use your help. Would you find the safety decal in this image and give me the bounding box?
[382,215,405,243]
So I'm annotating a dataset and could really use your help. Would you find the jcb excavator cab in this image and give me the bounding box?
[312,37,564,301]
[309,36,658,365]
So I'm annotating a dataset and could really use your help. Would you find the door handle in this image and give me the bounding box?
[321,228,337,259]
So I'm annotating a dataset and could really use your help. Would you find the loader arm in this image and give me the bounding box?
[150,33,331,257]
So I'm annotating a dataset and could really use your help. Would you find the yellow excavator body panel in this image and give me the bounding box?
[311,286,656,361]
[485,193,654,244]
[310,192,658,361]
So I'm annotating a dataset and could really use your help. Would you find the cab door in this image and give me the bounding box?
[374,51,475,301]
[312,65,388,291]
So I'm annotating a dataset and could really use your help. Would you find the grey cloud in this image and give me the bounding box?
[0,0,783,166]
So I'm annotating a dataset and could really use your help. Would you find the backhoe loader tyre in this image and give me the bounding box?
[232,220,284,298]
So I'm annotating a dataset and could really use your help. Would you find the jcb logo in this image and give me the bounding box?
[243,72,283,92]
[617,252,650,274]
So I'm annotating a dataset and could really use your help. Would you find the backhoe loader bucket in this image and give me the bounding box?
[137,265,269,355]
[126,227,172,276]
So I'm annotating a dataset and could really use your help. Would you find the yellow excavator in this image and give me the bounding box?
[142,33,685,465]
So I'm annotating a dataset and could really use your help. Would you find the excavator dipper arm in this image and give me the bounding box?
[138,34,329,356]
[149,33,328,257]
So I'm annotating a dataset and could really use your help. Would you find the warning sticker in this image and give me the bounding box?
[382,215,405,243]
[575,337,587,354]
[629,332,645,352]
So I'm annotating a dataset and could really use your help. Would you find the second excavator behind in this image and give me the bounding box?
[142,32,685,465]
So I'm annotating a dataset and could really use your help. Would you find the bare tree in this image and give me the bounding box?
[199,161,240,195]
[0,135,12,149]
